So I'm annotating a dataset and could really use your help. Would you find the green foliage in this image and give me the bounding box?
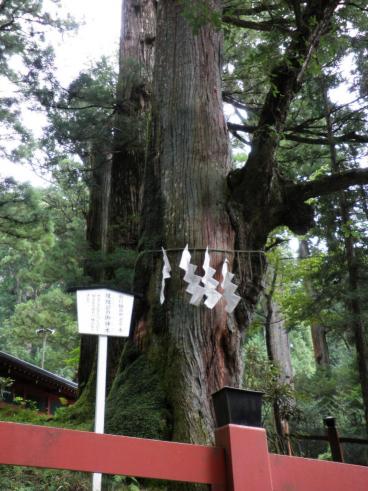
[0,0,76,160]
[0,401,49,425]
[179,1,221,33]
[0,178,46,240]
[0,465,90,491]
[244,331,297,425]
[54,371,95,430]
[13,396,38,410]
[0,288,78,378]
[0,376,14,401]
[0,176,87,383]
[105,475,142,491]
[295,362,364,433]
[44,57,118,168]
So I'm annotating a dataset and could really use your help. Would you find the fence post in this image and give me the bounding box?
[324,416,344,463]
[212,387,273,491]
[215,424,273,491]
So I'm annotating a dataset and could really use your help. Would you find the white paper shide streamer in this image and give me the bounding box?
[221,258,241,313]
[202,247,222,309]
[179,245,205,305]
[160,247,171,304]
[163,245,241,313]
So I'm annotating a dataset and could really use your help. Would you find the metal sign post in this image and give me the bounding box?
[76,288,135,491]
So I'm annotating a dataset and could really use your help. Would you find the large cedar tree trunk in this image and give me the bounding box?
[134,0,241,443]
[108,0,156,251]
[106,0,156,390]
[104,0,346,448]
[77,0,156,393]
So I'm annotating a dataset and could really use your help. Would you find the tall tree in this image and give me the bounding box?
[103,0,156,389]
[322,82,368,432]
[108,0,156,251]
[43,60,119,388]
[103,0,368,449]
[76,0,157,391]
[299,239,330,369]
[264,264,294,453]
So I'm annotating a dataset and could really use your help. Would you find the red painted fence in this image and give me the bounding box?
[0,421,367,490]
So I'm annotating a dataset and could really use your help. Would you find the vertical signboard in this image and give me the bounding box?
[76,288,134,491]
[76,288,134,337]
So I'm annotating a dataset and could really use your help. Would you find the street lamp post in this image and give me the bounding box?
[36,328,55,369]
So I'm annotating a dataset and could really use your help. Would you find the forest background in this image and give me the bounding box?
[1,0,368,488]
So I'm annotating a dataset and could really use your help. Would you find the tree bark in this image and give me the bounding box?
[108,0,156,252]
[85,0,365,454]
[265,301,293,386]
[135,0,241,444]
[106,0,156,390]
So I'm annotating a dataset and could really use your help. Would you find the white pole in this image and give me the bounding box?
[92,334,108,491]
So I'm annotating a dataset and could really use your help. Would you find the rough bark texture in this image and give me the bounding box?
[86,153,112,264]
[108,0,156,251]
[265,301,293,387]
[106,0,156,393]
[299,240,330,369]
[135,0,241,445]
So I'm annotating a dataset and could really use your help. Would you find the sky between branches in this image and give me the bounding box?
[1,0,121,186]
[1,1,361,187]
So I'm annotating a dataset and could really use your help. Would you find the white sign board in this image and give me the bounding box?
[76,289,134,337]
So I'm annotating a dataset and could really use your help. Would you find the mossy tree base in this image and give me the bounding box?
[106,343,172,441]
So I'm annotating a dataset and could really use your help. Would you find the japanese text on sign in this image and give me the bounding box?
[76,289,134,337]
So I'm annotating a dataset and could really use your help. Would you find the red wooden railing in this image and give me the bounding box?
[0,421,367,490]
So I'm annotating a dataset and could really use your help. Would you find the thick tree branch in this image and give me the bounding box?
[223,3,279,16]
[229,0,341,205]
[223,93,261,113]
[228,122,368,146]
[223,15,291,33]
[291,0,303,31]
[288,168,368,200]
[228,122,256,134]
[285,132,368,145]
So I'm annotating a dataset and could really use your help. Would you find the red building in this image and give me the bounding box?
[0,351,78,414]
